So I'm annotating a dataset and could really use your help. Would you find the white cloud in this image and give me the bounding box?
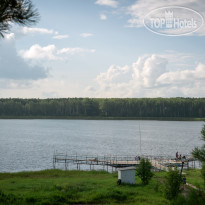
[21,27,55,35]
[100,14,107,20]
[132,55,168,88]
[19,44,58,60]
[52,35,69,39]
[157,63,205,85]
[19,44,96,60]
[80,33,94,38]
[87,53,205,97]
[95,0,118,8]
[96,65,131,84]
[15,26,70,39]
[0,36,48,80]
[4,33,15,40]
[57,47,96,55]
[127,0,205,36]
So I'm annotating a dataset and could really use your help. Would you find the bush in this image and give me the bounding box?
[0,189,19,204]
[201,163,205,189]
[136,158,153,185]
[164,167,183,200]
[172,189,205,205]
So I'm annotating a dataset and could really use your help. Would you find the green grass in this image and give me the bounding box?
[0,169,169,205]
[184,169,204,189]
[0,169,204,205]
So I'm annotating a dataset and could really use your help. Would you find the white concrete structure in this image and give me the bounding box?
[118,167,136,184]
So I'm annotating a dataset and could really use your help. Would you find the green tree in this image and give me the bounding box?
[164,167,183,200]
[201,164,205,189]
[136,158,153,185]
[0,0,39,37]
[192,124,205,162]
[192,124,205,189]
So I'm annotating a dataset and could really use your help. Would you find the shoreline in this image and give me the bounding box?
[0,116,205,121]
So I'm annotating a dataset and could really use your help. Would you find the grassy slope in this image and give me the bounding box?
[184,169,204,189]
[0,169,203,205]
[0,169,169,205]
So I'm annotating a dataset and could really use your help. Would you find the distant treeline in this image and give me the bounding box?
[0,98,205,119]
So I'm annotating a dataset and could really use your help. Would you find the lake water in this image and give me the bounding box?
[0,120,204,172]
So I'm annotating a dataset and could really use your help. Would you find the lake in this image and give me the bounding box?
[0,120,204,172]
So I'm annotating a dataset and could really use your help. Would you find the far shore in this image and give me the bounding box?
[0,116,205,121]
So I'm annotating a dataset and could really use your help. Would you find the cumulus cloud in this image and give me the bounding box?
[100,14,107,20]
[132,55,168,88]
[95,0,118,8]
[19,44,58,60]
[57,47,96,55]
[80,33,94,38]
[21,27,55,35]
[19,44,96,60]
[127,0,205,35]
[86,54,205,97]
[14,26,69,39]
[52,35,69,39]
[0,37,48,80]
[157,63,205,85]
[96,65,131,84]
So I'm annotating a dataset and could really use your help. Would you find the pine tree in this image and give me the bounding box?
[0,0,39,37]
[192,124,205,162]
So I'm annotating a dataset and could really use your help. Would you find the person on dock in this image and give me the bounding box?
[135,156,141,161]
[176,151,178,159]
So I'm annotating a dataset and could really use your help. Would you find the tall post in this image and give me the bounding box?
[180,162,184,175]
[139,122,142,155]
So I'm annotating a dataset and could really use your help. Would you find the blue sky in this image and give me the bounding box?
[0,0,205,98]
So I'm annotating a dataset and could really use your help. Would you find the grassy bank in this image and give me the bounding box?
[0,169,203,205]
[0,169,168,205]
[184,169,204,189]
[0,116,205,121]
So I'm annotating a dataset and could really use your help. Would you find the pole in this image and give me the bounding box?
[180,161,184,175]
[139,121,142,155]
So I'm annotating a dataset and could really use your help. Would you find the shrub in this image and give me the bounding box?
[172,189,205,205]
[201,163,205,189]
[136,158,153,185]
[164,167,183,200]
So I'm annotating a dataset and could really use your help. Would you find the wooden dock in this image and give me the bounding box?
[53,153,196,172]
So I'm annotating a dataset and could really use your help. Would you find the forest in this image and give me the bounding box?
[0,98,205,119]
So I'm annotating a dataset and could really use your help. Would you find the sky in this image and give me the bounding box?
[0,0,205,98]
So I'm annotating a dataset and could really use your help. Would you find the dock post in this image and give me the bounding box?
[53,153,56,169]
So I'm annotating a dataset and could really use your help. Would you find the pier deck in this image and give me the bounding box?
[53,153,196,172]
